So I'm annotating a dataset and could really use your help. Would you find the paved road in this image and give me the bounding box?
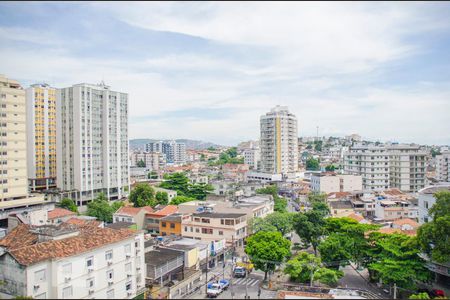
[339,264,390,298]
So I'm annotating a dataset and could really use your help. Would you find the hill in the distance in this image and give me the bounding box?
[129,139,224,150]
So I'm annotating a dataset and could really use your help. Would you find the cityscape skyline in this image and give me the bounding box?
[0,2,449,146]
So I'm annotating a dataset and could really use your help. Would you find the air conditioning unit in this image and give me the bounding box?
[88,266,94,273]
[127,273,132,278]
[136,266,141,271]
[127,292,133,296]
[64,276,71,283]
[89,289,95,295]
[137,284,141,289]
[107,260,113,266]
[33,284,40,289]
[135,248,140,254]
[108,280,114,286]
[126,254,131,259]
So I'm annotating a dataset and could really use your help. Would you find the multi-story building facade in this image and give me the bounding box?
[418,184,450,224]
[374,199,418,221]
[26,83,57,191]
[0,75,28,201]
[435,152,450,182]
[311,173,363,194]
[129,151,166,171]
[260,106,298,175]
[56,83,130,207]
[0,223,146,299]
[181,212,247,247]
[343,143,427,192]
[146,141,186,165]
[243,148,260,170]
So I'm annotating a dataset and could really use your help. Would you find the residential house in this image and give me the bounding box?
[47,208,76,225]
[159,214,189,237]
[418,184,450,224]
[113,206,153,230]
[0,222,146,299]
[144,205,178,236]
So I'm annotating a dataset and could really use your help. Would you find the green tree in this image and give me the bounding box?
[249,217,277,234]
[306,158,320,170]
[314,141,323,152]
[207,146,216,151]
[161,172,190,194]
[129,183,155,207]
[367,233,430,290]
[225,147,238,158]
[274,197,288,213]
[431,148,441,158]
[58,198,78,213]
[245,231,291,281]
[256,185,288,213]
[188,182,214,200]
[417,191,450,263]
[318,233,353,268]
[293,209,327,256]
[111,201,125,213]
[325,165,336,171]
[284,252,343,286]
[136,159,146,168]
[409,293,431,299]
[148,171,158,179]
[155,191,169,205]
[86,193,114,223]
[170,195,196,205]
[200,153,206,161]
[265,212,295,236]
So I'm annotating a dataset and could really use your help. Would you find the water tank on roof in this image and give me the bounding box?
[196,207,204,212]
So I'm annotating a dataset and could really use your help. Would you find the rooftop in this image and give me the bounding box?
[145,247,183,267]
[147,205,178,217]
[47,208,76,220]
[192,212,246,219]
[418,184,450,195]
[105,222,137,230]
[115,205,153,216]
[160,213,184,222]
[329,201,353,210]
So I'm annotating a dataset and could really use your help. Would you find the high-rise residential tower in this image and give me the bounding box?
[260,106,299,174]
[343,143,427,192]
[56,82,129,207]
[0,75,28,201]
[146,140,186,165]
[26,83,57,191]
[435,151,450,182]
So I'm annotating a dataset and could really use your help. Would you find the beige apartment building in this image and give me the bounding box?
[181,212,247,248]
[311,173,362,194]
[26,83,57,191]
[0,75,28,201]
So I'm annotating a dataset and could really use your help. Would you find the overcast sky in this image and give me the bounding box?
[1,2,449,146]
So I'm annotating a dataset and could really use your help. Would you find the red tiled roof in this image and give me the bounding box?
[347,213,365,222]
[376,227,417,236]
[383,188,404,196]
[6,226,135,266]
[115,206,153,216]
[47,208,76,220]
[146,205,178,217]
[65,218,102,228]
[0,224,37,249]
[327,192,351,199]
[392,218,419,228]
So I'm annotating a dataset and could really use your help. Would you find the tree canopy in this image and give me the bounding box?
[129,183,156,207]
[136,159,146,168]
[325,165,336,171]
[417,190,450,263]
[245,231,291,281]
[160,172,214,200]
[58,198,78,213]
[249,212,295,236]
[306,157,320,171]
[86,193,115,223]
[256,185,288,213]
[170,195,197,205]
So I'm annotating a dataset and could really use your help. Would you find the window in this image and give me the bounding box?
[107,269,114,281]
[62,286,73,299]
[184,226,187,232]
[124,244,131,254]
[126,282,132,291]
[201,228,213,234]
[170,223,175,229]
[105,250,113,261]
[107,289,114,299]
[34,269,46,283]
[125,262,132,273]
[162,222,167,227]
[87,277,95,289]
[86,256,94,268]
[62,263,72,274]
[219,231,223,235]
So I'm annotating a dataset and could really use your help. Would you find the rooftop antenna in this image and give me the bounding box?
[316,126,319,141]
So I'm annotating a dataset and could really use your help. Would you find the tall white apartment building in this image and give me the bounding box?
[0,222,146,299]
[260,106,298,174]
[129,151,166,171]
[435,151,450,182]
[56,83,129,207]
[26,83,57,191]
[0,75,28,201]
[311,173,362,194]
[344,143,427,192]
[243,148,260,170]
[145,140,186,165]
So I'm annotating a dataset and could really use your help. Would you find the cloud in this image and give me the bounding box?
[0,2,449,146]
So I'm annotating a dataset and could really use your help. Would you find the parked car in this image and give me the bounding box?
[233,266,246,278]
[417,288,445,298]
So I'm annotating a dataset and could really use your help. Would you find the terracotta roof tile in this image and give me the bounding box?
[7,227,135,266]
[115,206,153,216]
[327,192,351,199]
[146,205,178,217]
[347,213,365,222]
[47,208,76,220]
[0,224,37,249]
[65,218,102,228]
[392,218,419,228]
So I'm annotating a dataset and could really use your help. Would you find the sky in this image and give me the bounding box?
[0,1,449,146]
